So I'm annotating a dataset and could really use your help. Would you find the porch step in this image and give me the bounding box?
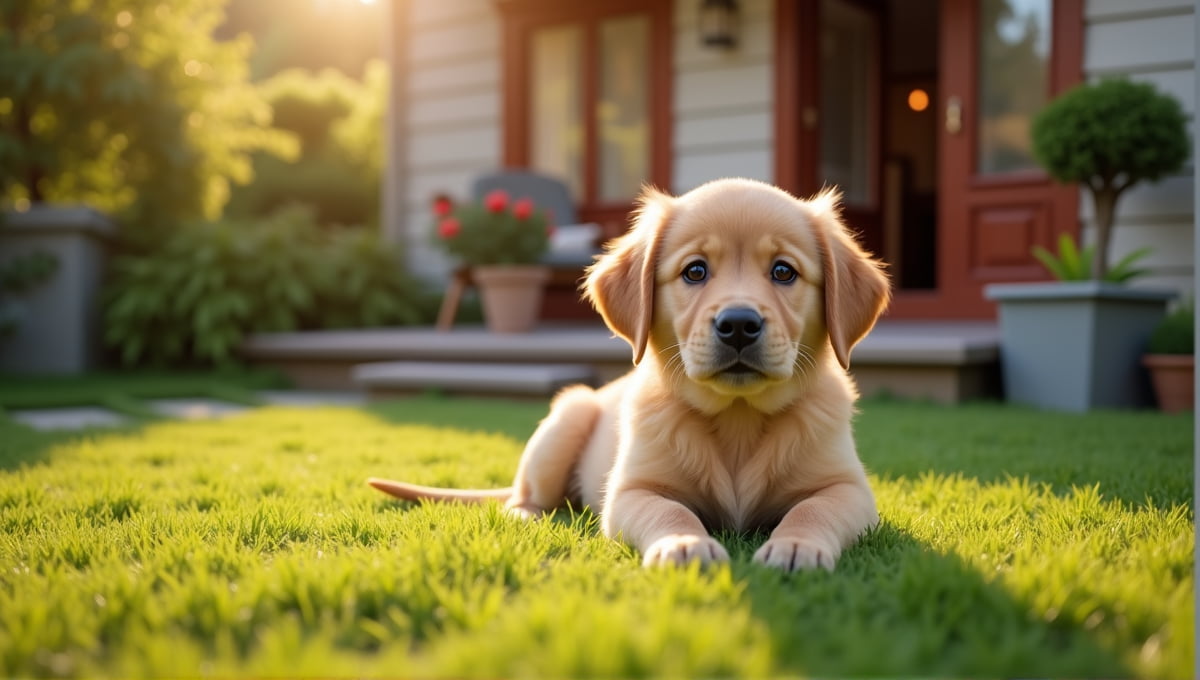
[241,321,1001,404]
[353,360,595,398]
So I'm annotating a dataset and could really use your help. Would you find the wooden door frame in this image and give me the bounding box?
[888,0,1082,319]
[777,0,1084,319]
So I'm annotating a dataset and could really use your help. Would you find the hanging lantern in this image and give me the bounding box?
[699,0,738,49]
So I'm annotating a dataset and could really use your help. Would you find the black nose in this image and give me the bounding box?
[714,307,764,350]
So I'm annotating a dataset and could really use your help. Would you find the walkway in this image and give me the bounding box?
[7,390,366,432]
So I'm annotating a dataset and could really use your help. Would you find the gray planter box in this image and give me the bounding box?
[985,281,1175,412]
[0,206,114,374]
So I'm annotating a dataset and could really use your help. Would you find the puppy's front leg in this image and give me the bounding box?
[754,480,878,571]
[603,487,729,567]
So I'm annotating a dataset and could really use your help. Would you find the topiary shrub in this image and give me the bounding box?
[104,206,432,366]
[1031,78,1188,280]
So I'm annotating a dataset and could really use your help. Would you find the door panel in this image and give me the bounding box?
[889,0,1081,319]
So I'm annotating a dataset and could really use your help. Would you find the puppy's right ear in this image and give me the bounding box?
[583,187,672,365]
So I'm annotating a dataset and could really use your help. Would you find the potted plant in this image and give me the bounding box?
[984,78,1189,412]
[1143,303,1193,413]
[432,190,553,333]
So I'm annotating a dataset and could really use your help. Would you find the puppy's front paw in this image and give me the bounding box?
[754,537,837,571]
[504,502,542,521]
[643,534,729,567]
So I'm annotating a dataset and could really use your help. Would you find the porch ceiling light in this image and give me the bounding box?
[699,0,738,49]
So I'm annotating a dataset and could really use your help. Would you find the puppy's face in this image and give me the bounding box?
[654,185,828,397]
[585,178,890,404]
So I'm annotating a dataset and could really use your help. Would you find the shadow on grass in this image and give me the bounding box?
[724,522,1129,678]
[0,417,155,471]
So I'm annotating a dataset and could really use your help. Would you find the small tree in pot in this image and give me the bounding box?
[1030,78,1188,280]
[987,79,1189,411]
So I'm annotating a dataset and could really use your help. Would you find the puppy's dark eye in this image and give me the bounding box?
[771,262,798,284]
[682,261,708,284]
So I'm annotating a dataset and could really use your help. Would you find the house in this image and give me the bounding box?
[380,0,1195,321]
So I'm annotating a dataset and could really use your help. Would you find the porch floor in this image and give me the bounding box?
[239,321,1001,404]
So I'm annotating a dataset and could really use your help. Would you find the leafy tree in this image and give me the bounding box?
[218,0,383,80]
[0,0,296,243]
[226,60,385,227]
[1031,78,1188,280]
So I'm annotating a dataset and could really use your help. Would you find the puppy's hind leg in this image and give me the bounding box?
[507,385,603,518]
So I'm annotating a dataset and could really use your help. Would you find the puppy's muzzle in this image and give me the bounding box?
[714,307,763,351]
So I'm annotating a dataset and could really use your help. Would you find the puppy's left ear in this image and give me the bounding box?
[583,187,672,364]
[810,189,891,370]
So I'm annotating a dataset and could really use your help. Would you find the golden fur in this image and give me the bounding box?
[370,177,891,570]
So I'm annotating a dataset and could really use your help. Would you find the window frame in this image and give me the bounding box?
[497,0,673,229]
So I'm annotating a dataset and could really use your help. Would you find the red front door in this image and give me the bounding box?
[889,0,1083,318]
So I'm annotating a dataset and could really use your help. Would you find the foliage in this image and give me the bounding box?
[433,191,552,267]
[0,249,57,337]
[1031,79,1189,280]
[0,396,1192,678]
[0,0,297,242]
[218,0,383,80]
[226,62,384,227]
[103,206,430,366]
[1148,303,1194,355]
[1031,233,1151,283]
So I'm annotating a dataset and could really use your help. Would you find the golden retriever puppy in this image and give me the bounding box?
[370,178,891,571]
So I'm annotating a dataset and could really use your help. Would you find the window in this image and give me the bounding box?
[500,0,670,224]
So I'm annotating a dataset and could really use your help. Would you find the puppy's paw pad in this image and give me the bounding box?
[754,538,837,572]
[643,534,729,567]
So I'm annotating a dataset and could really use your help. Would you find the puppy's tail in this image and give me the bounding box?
[368,478,513,504]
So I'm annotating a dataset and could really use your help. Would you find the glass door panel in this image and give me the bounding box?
[820,0,876,206]
[598,15,649,203]
[530,24,584,199]
[976,0,1052,174]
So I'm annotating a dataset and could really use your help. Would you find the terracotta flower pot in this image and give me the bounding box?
[1142,354,1194,413]
[473,265,549,334]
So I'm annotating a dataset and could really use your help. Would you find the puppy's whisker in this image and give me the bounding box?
[791,341,818,374]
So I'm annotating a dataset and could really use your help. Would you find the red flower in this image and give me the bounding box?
[484,189,509,213]
[432,196,453,217]
[437,218,461,239]
[512,197,534,220]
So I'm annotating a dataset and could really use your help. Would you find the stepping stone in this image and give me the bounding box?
[8,406,131,431]
[258,390,367,407]
[145,398,249,421]
[353,361,594,398]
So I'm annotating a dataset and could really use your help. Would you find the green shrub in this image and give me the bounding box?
[1031,79,1188,280]
[104,206,430,366]
[1147,303,1194,355]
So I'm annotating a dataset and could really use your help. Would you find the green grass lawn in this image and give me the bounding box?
[0,393,1192,678]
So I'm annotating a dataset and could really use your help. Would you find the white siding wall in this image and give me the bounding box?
[394,0,501,280]
[1083,0,1195,295]
[672,0,775,193]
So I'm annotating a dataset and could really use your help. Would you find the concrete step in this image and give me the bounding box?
[353,361,596,398]
[242,321,1001,403]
